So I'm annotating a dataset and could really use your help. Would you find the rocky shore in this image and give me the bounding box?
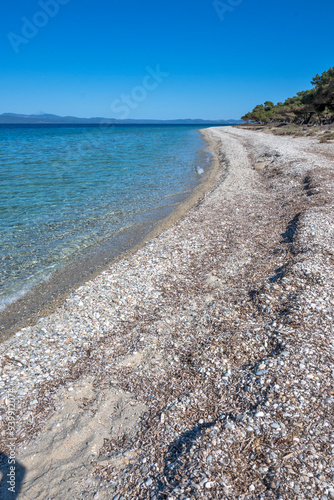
[1,127,333,499]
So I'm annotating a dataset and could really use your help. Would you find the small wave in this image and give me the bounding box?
[0,271,53,312]
[0,289,30,312]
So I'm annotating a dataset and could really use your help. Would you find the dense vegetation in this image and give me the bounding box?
[242,67,334,125]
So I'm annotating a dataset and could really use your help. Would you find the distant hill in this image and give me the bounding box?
[0,113,242,125]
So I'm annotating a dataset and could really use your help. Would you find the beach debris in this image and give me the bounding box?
[1,127,333,499]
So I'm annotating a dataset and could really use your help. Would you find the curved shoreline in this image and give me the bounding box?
[0,129,222,341]
[1,127,333,498]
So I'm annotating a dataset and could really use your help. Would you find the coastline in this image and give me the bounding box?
[1,127,333,499]
[0,129,221,342]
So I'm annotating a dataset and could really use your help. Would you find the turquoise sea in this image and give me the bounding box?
[0,125,212,311]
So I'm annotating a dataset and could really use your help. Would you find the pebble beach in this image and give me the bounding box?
[0,126,334,499]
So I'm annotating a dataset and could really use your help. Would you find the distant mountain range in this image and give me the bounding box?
[0,113,242,125]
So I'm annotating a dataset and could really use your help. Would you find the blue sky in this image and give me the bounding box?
[1,0,333,120]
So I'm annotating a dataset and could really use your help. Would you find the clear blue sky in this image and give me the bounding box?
[1,0,333,120]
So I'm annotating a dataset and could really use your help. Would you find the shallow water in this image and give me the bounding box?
[0,125,211,310]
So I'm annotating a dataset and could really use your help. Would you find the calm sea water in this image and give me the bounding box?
[0,125,211,310]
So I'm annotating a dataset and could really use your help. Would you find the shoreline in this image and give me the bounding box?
[0,129,221,342]
[1,127,333,499]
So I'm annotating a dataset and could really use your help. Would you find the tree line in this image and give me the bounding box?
[242,67,334,125]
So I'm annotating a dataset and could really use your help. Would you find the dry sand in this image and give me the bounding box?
[0,126,334,499]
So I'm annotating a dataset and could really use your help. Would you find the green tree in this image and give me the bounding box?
[241,66,334,125]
